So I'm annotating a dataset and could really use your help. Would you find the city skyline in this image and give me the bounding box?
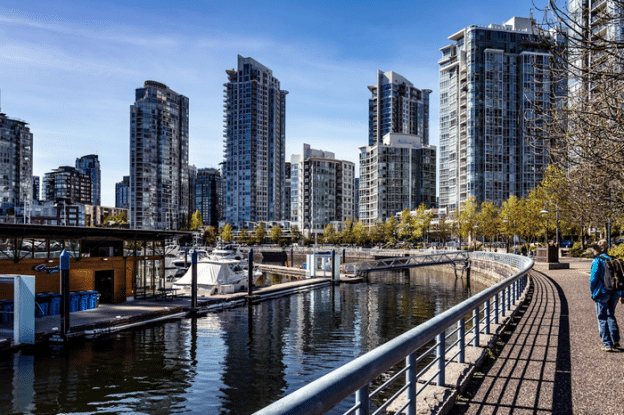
[1,0,543,206]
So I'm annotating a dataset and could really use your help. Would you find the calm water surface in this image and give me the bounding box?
[0,269,485,415]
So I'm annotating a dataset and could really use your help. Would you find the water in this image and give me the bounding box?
[0,268,484,415]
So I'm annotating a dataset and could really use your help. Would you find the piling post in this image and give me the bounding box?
[60,250,70,339]
[247,249,254,297]
[191,250,198,310]
[331,249,336,284]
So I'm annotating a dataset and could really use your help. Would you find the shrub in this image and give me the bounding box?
[569,241,584,257]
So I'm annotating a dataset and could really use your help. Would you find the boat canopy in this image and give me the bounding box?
[174,259,246,287]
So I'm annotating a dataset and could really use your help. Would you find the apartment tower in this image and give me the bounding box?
[439,17,557,212]
[223,55,287,229]
[130,81,189,230]
[0,111,33,220]
[359,71,436,227]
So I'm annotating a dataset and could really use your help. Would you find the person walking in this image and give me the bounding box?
[590,239,623,352]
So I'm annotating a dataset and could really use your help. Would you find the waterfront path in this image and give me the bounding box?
[452,258,624,415]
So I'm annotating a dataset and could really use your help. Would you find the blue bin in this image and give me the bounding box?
[79,292,90,311]
[69,292,80,313]
[87,291,99,309]
[49,294,61,316]
[1,301,14,323]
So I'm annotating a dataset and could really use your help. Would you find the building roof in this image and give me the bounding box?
[0,223,192,241]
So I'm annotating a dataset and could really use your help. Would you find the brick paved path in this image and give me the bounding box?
[453,262,624,415]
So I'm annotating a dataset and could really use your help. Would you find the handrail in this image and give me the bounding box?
[253,252,533,415]
[341,251,470,276]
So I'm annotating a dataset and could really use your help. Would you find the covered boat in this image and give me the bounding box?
[173,259,251,295]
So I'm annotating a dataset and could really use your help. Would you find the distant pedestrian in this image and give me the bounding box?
[521,245,527,256]
[590,239,623,352]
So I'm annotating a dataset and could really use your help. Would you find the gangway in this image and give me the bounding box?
[341,251,470,278]
[0,275,35,346]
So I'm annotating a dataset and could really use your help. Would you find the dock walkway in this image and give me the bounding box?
[1,275,358,349]
[452,258,624,415]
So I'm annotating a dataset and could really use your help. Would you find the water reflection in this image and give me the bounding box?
[0,268,482,415]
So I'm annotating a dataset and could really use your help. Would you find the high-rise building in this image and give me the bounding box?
[130,81,189,230]
[439,17,558,211]
[33,176,40,202]
[0,111,33,219]
[43,166,91,204]
[188,164,197,224]
[195,168,222,228]
[76,154,101,206]
[115,176,130,209]
[359,71,436,227]
[282,162,291,222]
[223,55,287,229]
[368,70,431,147]
[291,144,355,236]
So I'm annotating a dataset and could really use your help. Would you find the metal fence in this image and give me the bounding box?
[253,252,533,415]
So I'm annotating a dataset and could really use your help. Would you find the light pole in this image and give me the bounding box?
[540,203,559,247]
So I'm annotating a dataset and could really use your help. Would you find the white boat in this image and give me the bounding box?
[173,259,261,295]
[209,244,244,261]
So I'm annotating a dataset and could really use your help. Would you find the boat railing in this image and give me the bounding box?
[253,252,533,415]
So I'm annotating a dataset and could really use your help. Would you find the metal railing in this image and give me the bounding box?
[253,252,533,415]
[341,251,470,276]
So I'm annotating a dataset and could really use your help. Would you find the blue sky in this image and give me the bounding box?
[0,0,545,206]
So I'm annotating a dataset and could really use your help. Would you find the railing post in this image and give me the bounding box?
[494,293,499,325]
[506,286,511,312]
[436,331,445,386]
[472,308,480,347]
[355,384,370,415]
[458,318,465,364]
[484,298,491,335]
[406,352,417,415]
[500,289,506,317]
[511,280,516,305]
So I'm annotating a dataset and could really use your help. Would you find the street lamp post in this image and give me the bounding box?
[540,203,559,248]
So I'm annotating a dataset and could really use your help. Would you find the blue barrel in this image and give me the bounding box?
[35,294,50,317]
[78,292,89,311]
[69,292,80,313]
[88,291,99,309]
[2,301,14,323]
[0,300,6,323]
[49,294,61,316]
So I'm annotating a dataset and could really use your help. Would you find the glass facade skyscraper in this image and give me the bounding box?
[0,111,33,219]
[223,55,287,229]
[195,168,222,228]
[439,17,558,212]
[130,81,189,230]
[76,154,101,206]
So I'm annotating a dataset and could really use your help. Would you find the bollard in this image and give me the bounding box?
[331,249,336,284]
[191,250,198,310]
[60,250,70,338]
[248,249,254,297]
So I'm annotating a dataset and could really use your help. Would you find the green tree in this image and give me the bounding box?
[341,218,356,245]
[203,226,218,245]
[189,210,204,230]
[238,228,253,245]
[500,196,522,252]
[291,225,302,244]
[384,216,398,246]
[270,225,282,244]
[353,221,368,247]
[455,197,478,245]
[477,201,500,249]
[412,204,434,244]
[398,209,415,242]
[220,223,233,243]
[322,224,338,245]
[369,221,386,246]
[254,222,267,245]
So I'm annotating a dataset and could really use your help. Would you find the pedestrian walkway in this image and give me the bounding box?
[452,258,624,414]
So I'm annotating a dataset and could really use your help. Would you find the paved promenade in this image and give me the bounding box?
[452,258,624,415]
